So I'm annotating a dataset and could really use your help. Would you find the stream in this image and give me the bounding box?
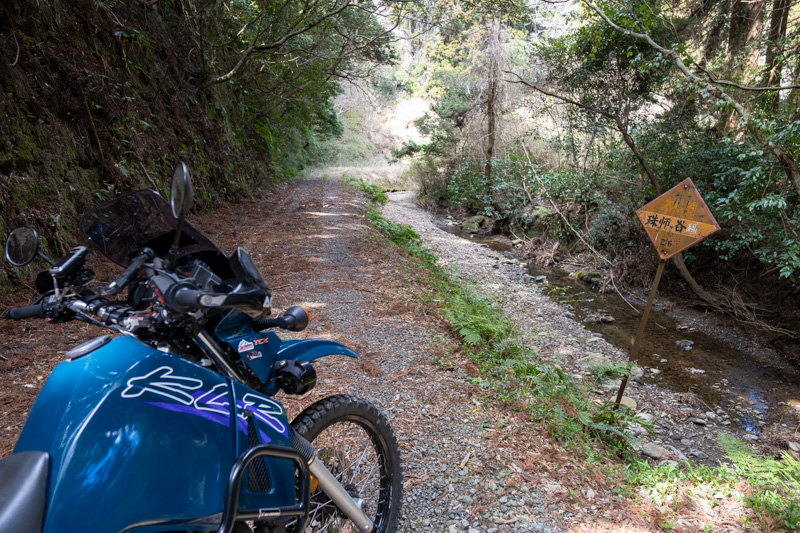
[436,220,800,437]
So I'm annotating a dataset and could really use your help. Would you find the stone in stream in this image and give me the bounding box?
[461,215,492,234]
[664,445,687,461]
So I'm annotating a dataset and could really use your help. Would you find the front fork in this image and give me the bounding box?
[288,426,374,533]
[308,455,374,533]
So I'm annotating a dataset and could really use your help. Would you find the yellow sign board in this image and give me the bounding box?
[636,178,720,260]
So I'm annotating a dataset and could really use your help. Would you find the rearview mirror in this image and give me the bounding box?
[5,226,40,266]
[170,161,193,220]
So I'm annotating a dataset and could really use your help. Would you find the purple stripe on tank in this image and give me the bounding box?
[145,401,231,428]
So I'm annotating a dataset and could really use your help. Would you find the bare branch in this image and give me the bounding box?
[203,0,357,87]
[695,63,800,91]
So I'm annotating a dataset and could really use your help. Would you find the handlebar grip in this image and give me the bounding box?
[104,248,154,296]
[255,317,287,331]
[254,307,309,332]
[4,302,45,320]
[174,287,201,309]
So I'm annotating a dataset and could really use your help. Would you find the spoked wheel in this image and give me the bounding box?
[290,395,402,533]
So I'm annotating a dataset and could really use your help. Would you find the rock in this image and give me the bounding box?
[664,445,687,461]
[575,270,603,285]
[635,412,654,424]
[676,324,689,331]
[658,460,679,468]
[578,353,612,368]
[461,215,492,234]
[485,235,514,248]
[675,340,694,351]
[534,275,547,283]
[642,442,667,459]
[650,368,661,375]
[598,314,614,323]
[705,411,716,420]
[688,417,707,426]
[616,396,637,410]
[686,367,705,374]
[562,311,575,319]
[788,441,800,452]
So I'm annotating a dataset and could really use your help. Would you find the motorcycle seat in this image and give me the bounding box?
[0,451,49,533]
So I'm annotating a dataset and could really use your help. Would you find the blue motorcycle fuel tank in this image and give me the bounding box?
[14,336,296,533]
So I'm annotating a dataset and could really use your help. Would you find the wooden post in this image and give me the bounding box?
[615,260,666,406]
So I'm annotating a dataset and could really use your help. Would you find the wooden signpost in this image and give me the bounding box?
[614,178,721,406]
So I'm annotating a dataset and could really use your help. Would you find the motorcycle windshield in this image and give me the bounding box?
[80,189,221,267]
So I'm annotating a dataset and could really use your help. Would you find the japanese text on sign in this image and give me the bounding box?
[635,179,720,260]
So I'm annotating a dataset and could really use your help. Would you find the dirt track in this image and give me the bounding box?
[0,172,761,532]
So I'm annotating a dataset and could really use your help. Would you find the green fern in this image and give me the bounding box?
[460,326,482,346]
[719,434,800,490]
[719,433,800,531]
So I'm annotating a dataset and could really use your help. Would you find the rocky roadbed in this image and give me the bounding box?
[0,173,771,532]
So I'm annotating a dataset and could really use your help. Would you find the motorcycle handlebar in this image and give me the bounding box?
[4,302,46,320]
[104,248,154,296]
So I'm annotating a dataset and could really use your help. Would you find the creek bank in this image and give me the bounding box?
[397,199,800,464]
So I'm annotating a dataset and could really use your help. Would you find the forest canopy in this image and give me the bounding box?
[396,0,800,317]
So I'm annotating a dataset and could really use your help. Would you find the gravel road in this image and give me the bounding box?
[238,176,566,533]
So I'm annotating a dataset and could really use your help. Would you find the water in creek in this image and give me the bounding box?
[436,221,800,435]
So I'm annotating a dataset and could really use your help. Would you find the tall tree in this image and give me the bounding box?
[726,0,767,76]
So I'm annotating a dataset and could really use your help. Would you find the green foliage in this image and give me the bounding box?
[636,112,800,281]
[718,434,800,531]
[352,179,388,206]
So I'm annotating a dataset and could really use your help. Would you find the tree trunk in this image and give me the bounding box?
[790,59,800,113]
[484,22,500,184]
[763,0,790,109]
[485,64,496,182]
[723,0,766,130]
[617,119,662,195]
[671,253,719,305]
[696,0,729,68]
[726,0,766,75]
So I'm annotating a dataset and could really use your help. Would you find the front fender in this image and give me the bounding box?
[276,339,359,362]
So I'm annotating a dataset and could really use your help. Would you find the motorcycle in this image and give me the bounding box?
[0,162,402,533]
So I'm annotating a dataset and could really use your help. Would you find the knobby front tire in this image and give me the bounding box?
[291,395,402,533]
